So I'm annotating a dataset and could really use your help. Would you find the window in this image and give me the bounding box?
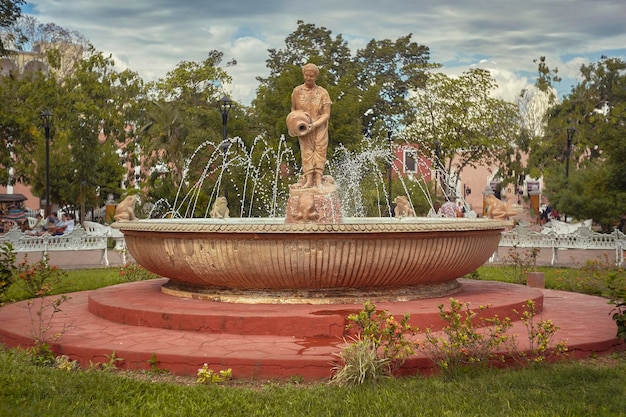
[404,150,418,173]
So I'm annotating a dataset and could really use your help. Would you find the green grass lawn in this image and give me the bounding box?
[2,347,625,417]
[1,262,625,417]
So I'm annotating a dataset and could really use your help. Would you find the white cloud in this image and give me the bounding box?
[24,0,626,106]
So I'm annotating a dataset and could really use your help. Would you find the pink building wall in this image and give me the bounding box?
[0,183,41,212]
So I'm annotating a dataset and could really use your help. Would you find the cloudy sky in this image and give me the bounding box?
[23,0,626,106]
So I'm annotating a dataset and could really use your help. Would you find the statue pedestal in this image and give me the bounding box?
[285,175,342,224]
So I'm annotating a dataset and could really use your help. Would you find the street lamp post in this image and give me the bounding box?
[563,125,576,223]
[41,110,52,217]
[387,129,393,215]
[565,126,576,179]
[218,95,233,144]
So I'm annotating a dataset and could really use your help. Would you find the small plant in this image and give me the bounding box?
[89,351,124,372]
[195,364,232,384]
[289,375,305,385]
[331,301,418,386]
[0,243,16,303]
[331,337,389,386]
[605,270,626,340]
[12,254,70,357]
[147,353,169,375]
[347,301,417,371]
[512,300,568,363]
[464,269,481,280]
[118,262,159,282]
[28,343,56,367]
[503,246,540,283]
[55,354,79,371]
[421,298,512,379]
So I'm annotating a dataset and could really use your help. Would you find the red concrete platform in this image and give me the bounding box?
[0,278,623,380]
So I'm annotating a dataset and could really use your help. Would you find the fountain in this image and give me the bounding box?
[113,63,509,304]
[4,66,619,381]
[115,217,508,304]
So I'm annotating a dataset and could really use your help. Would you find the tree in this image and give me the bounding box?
[140,51,237,206]
[0,0,24,56]
[354,34,432,137]
[533,56,562,105]
[0,26,143,215]
[1,15,127,214]
[0,65,57,189]
[254,21,355,145]
[403,68,519,196]
[539,56,626,230]
[254,21,433,168]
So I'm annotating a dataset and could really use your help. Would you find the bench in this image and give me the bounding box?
[491,223,626,266]
[83,221,127,264]
[0,226,113,266]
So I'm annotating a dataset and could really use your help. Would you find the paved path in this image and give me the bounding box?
[0,278,623,380]
[491,247,620,268]
[16,249,129,270]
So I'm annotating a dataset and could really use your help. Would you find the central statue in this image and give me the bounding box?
[285,63,340,223]
[286,63,332,188]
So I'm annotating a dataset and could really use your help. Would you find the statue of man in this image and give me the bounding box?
[287,63,332,188]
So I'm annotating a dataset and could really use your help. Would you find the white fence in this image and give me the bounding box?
[492,223,626,266]
[1,221,127,266]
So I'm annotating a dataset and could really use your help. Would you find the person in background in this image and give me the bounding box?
[427,201,442,217]
[52,213,75,236]
[5,204,27,229]
[26,213,47,235]
[46,212,59,229]
[439,199,458,218]
[456,200,466,218]
[539,204,552,226]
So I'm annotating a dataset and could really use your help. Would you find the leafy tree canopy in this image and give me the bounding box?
[0,0,24,56]
[535,56,626,230]
[403,68,519,196]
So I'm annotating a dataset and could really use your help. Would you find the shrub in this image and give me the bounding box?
[13,254,70,351]
[331,337,389,386]
[502,246,540,283]
[196,364,232,384]
[605,270,626,340]
[0,243,16,303]
[512,300,568,363]
[421,298,512,379]
[331,301,418,385]
[118,262,159,282]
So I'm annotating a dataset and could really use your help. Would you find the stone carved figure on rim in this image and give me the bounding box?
[114,195,139,222]
[484,194,517,220]
[209,196,230,219]
[286,63,332,189]
[393,196,416,218]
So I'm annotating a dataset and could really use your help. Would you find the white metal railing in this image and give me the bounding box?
[492,223,626,266]
[83,221,127,264]
[0,224,123,266]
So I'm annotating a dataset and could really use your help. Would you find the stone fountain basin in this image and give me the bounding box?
[113,218,510,303]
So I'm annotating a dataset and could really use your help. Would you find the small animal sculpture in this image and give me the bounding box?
[484,194,517,220]
[292,192,319,222]
[393,196,416,218]
[114,195,139,221]
[209,196,230,219]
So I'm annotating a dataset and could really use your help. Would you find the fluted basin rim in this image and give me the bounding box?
[112,217,513,234]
